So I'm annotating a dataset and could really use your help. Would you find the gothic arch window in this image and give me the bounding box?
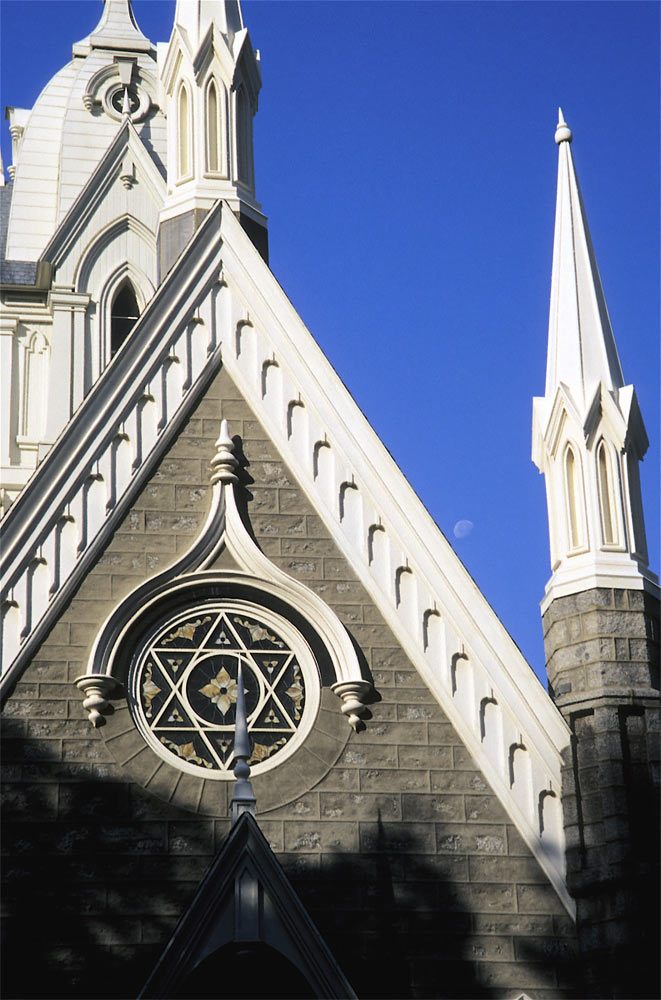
[177,82,192,179]
[596,440,618,546]
[205,77,222,174]
[564,444,584,551]
[110,281,140,357]
[235,85,252,185]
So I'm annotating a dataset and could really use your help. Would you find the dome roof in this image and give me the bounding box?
[5,1,165,263]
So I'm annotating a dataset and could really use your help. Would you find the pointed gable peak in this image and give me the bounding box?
[545,109,624,411]
[139,811,356,998]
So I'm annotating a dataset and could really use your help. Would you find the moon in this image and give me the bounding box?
[453,519,474,539]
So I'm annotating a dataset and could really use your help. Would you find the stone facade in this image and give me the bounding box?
[1,369,577,1000]
[543,588,660,999]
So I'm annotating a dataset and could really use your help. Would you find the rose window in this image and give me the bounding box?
[128,600,319,778]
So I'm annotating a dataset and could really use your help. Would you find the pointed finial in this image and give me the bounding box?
[121,86,131,117]
[210,419,239,484]
[555,108,573,145]
[230,660,256,823]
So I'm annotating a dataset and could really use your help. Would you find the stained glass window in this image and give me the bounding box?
[128,601,317,778]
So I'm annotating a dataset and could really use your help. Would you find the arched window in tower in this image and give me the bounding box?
[596,441,617,545]
[178,83,192,179]
[111,282,140,357]
[236,85,252,185]
[564,446,583,551]
[206,78,221,173]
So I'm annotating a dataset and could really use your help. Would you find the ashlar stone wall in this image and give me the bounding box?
[1,368,577,1000]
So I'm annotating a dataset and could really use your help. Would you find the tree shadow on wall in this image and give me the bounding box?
[1,736,580,1000]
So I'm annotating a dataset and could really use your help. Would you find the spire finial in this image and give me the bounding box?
[210,419,239,484]
[121,86,131,118]
[230,660,256,823]
[555,108,572,145]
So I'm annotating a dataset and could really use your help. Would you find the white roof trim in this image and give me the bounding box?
[0,201,574,916]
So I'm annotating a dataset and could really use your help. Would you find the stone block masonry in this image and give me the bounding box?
[543,587,660,999]
[2,368,577,1000]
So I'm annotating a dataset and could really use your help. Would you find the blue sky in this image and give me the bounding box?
[1,1,658,683]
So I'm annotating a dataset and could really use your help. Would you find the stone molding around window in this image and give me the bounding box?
[74,420,372,809]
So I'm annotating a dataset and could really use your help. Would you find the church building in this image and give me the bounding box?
[1,3,658,998]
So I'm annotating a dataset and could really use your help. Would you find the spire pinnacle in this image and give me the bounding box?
[121,86,131,117]
[210,420,239,484]
[544,111,623,408]
[555,108,572,144]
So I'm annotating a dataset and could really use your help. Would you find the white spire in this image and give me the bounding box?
[174,0,244,49]
[545,109,624,410]
[533,112,657,609]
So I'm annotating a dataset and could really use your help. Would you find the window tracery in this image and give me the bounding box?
[128,599,318,778]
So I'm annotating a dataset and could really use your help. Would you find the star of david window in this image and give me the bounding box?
[128,600,320,778]
[110,85,140,116]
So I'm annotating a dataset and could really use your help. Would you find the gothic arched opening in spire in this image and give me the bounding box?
[596,440,618,546]
[236,85,252,185]
[110,281,140,357]
[564,445,584,551]
[206,78,221,174]
[177,83,192,178]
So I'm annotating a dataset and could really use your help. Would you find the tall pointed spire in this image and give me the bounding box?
[545,109,624,409]
[533,111,657,607]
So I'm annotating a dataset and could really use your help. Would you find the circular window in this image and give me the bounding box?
[102,81,151,122]
[127,600,320,779]
[110,86,140,115]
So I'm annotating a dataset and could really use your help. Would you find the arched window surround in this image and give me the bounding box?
[177,81,193,182]
[563,442,588,554]
[98,264,152,375]
[595,438,621,548]
[204,76,227,177]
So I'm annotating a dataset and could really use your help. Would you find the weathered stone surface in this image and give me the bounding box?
[1,368,575,999]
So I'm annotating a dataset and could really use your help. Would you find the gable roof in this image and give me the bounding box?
[0,198,573,914]
[139,811,356,999]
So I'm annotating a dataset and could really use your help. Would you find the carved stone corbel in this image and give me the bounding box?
[331,680,372,731]
[75,674,123,727]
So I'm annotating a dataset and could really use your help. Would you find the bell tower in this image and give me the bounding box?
[157,0,267,275]
[533,112,660,999]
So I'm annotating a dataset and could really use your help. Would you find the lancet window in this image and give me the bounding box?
[178,83,192,179]
[596,440,617,546]
[564,445,584,551]
[206,78,222,174]
[235,85,252,185]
